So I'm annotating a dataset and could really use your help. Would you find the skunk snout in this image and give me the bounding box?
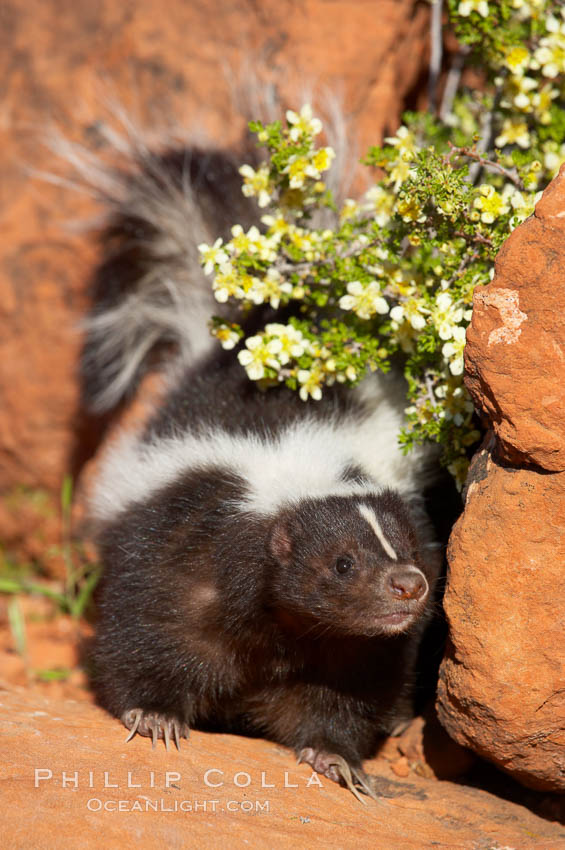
[386,566,429,603]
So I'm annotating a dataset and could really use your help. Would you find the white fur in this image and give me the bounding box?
[49,123,223,413]
[358,504,398,560]
[91,373,435,522]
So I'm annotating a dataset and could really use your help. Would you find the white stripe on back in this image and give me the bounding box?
[90,372,436,522]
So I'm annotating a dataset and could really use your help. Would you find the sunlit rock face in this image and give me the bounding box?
[438,165,565,792]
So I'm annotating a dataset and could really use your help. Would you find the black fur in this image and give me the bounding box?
[143,340,372,442]
[93,472,439,769]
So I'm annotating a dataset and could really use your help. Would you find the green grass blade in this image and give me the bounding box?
[8,597,27,658]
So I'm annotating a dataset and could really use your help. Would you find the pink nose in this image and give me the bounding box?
[388,568,428,601]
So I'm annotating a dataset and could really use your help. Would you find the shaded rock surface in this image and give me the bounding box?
[438,168,565,792]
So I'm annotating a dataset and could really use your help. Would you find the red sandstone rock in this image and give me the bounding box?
[2,684,564,849]
[437,167,565,793]
[464,164,565,472]
[438,439,565,793]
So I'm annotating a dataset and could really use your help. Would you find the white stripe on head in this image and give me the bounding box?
[358,504,398,561]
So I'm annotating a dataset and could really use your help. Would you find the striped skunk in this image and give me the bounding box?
[78,125,443,800]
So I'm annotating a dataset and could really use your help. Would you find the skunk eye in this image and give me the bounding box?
[335,556,354,575]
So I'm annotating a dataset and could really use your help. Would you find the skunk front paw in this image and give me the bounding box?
[121,708,190,751]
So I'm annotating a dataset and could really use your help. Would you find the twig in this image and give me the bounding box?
[424,373,438,408]
[429,0,444,116]
[276,259,317,276]
[276,235,383,277]
[449,143,525,190]
[453,229,494,247]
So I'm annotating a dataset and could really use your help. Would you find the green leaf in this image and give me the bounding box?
[34,668,72,682]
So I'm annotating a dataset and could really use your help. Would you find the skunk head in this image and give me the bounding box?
[267,490,435,637]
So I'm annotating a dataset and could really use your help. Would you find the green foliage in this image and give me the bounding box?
[200,1,564,486]
[0,476,100,620]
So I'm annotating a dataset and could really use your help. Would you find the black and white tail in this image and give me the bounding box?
[60,132,258,413]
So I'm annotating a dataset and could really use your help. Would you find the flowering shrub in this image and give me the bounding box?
[200,1,564,485]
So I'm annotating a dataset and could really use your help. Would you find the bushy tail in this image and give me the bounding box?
[53,125,257,413]
[51,95,354,414]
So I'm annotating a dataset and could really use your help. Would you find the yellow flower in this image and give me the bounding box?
[390,319,416,353]
[438,380,474,426]
[388,159,413,191]
[504,46,530,76]
[229,224,261,255]
[247,269,292,309]
[385,126,418,158]
[284,147,335,189]
[495,117,531,149]
[386,267,416,298]
[297,368,324,401]
[458,0,489,17]
[212,263,246,303]
[442,326,467,376]
[503,185,536,227]
[264,323,309,364]
[532,83,558,124]
[390,299,429,331]
[340,199,360,222]
[212,324,241,350]
[543,143,565,175]
[237,335,282,380]
[339,280,389,320]
[432,292,464,340]
[363,185,395,226]
[286,104,322,142]
[511,0,545,22]
[285,156,309,189]
[501,74,537,111]
[396,198,426,223]
[239,163,272,207]
[261,211,294,243]
[535,16,565,78]
[473,185,510,223]
[311,147,335,174]
[198,238,228,275]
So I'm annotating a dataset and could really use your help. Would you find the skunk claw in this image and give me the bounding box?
[121,708,190,751]
[297,747,385,805]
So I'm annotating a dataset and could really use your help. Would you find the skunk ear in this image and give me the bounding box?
[269,520,293,566]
